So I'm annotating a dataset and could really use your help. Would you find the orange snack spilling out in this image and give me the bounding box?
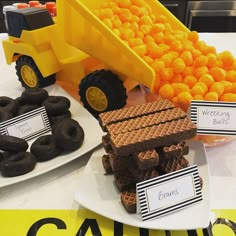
[95,0,236,145]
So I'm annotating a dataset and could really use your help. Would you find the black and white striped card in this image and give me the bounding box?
[191,100,236,135]
[136,165,202,221]
[0,106,51,141]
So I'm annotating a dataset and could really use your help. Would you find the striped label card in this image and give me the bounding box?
[0,106,51,141]
[191,100,236,135]
[136,165,202,221]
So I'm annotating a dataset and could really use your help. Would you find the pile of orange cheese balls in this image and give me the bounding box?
[95,0,236,112]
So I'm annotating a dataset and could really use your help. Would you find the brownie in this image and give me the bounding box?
[121,191,137,214]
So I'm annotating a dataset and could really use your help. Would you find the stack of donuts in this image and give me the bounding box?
[0,88,85,177]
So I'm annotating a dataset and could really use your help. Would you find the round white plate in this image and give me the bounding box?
[75,141,211,230]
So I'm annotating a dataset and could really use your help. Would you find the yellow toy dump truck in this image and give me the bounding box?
[2,0,188,117]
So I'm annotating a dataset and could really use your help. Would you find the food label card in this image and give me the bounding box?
[0,106,51,141]
[191,100,236,135]
[136,165,202,221]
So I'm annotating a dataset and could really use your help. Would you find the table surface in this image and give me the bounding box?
[0,33,235,211]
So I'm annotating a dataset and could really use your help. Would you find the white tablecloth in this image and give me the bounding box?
[0,33,235,210]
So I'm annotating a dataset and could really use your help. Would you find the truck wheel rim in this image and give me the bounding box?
[86,87,108,112]
[21,65,38,87]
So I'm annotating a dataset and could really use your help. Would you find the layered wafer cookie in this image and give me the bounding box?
[134,149,159,170]
[121,191,136,214]
[102,154,113,175]
[109,152,133,172]
[158,141,189,160]
[114,169,136,192]
[102,135,112,153]
[106,107,187,135]
[99,98,174,131]
[110,118,197,156]
[130,168,159,182]
[160,156,189,174]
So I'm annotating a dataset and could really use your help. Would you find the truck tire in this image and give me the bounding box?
[79,69,127,118]
[16,56,56,89]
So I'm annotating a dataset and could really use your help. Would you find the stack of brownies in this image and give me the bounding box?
[98,98,197,213]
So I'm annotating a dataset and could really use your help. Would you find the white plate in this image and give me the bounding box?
[0,85,104,188]
[75,141,211,230]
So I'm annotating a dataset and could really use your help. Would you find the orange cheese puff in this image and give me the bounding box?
[199,74,214,88]
[113,28,121,37]
[143,35,155,44]
[150,23,165,34]
[111,15,122,28]
[183,75,197,89]
[133,44,147,57]
[220,93,236,102]
[170,40,183,53]
[164,33,176,45]
[122,22,131,29]
[152,32,164,44]
[120,28,135,40]
[171,83,190,96]
[129,22,139,33]
[195,40,207,52]
[102,18,113,29]
[161,53,174,67]
[119,0,131,8]
[193,94,204,100]
[119,8,133,22]
[209,82,224,97]
[147,44,165,59]
[98,8,113,20]
[194,55,208,67]
[209,67,226,82]
[231,83,236,93]
[188,31,199,44]
[159,84,175,100]
[151,60,165,72]
[131,15,139,23]
[136,31,144,40]
[130,0,146,8]
[159,68,174,82]
[191,49,202,59]
[153,76,161,93]
[180,51,193,66]
[191,82,208,96]
[176,92,193,106]
[155,14,167,23]
[204,92,219,101]
[207,53,218,68]
[172,74,183,83]
[138,15,153,26]
[226,70,236,83]
[111,5,121,15]
[128,37,143,47]
[204,45,216,55]
[129,5,143,17]
[218,51,235,68]
[172,58,186,73]
[194,66,208,79]
[142,56,154,65]
[220,80,232,93]
[140,24,152,35]
[182,66,194,77]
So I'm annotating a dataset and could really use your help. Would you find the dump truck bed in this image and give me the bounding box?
[56,0,189,91]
